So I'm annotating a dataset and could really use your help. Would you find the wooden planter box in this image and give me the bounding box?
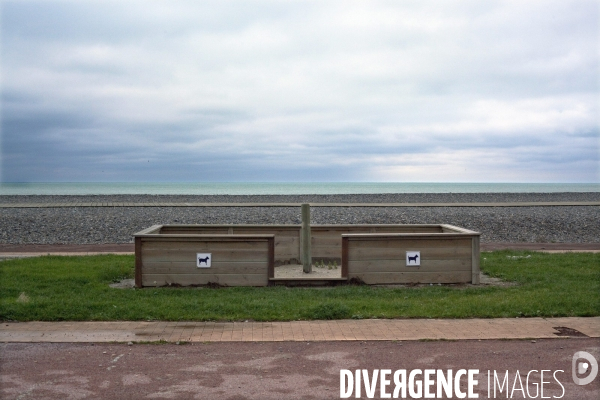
[341,225,480,285]
[134,225,274,287]
[134,224,479,287]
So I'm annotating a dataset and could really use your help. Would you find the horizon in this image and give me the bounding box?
[1,181,598,196]
[1,181,599,185]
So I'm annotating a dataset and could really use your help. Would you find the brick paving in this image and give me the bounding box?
[1,317,598,343]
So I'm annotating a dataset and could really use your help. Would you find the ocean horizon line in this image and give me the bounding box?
[1,182,598,196]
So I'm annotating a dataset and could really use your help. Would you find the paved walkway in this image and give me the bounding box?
[2,317,598,343]
[1,201,598,208]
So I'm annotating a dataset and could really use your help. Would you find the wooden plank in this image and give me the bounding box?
[230,225,301,230]
[313,223,443,229]
[274,237,300,262]
[346,238,473,249]
[142,261,268,275]
[232,228,300,236]
[310,235,342,247]
[347,259,471,273]
[312,226,443,234]
[142,274,268,287]
[142,248,269,263]
[140,234,272,242]
[347,246,472,261]
[343,233,478,241]
[311,245,342,253]
[311,232,343,258]
[311,244,342,257]
[141,240,270,252]
[274,248,299,257]
[311,248,342,259]
[274,248,299,259]
[159,224,300,230]
[348,271,472,284]
[159,228,230,235]
[274,237,300,248]
[374,227,443,233]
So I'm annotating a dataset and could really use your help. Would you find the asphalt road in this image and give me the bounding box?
[1,338,598,399]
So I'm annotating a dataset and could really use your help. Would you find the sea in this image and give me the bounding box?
[0,182,598,195]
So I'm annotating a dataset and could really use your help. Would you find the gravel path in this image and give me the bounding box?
[1,194,598,244]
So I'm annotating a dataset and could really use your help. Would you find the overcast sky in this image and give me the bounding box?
[1,0,598,183]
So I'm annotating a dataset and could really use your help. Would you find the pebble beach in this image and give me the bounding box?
[1,193,598,245]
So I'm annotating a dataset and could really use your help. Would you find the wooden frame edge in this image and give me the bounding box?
[341,232,479,240]
[133,234,277,240]
[440,224,480,235]
[133,224,162,236]
[134,236,142,288]
[471,236,481,285]
[268,236,275,283]
[159,224,302,230]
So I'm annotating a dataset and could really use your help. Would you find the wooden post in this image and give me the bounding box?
[301,203,312,273]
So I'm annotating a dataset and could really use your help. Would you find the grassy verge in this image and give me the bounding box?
[0,251,598,321]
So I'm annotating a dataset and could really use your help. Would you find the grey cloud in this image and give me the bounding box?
[1,0,598,183]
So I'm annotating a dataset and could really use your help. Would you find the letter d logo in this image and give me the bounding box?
[572,351,598,385]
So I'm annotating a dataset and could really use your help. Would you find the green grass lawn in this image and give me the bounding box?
[0,251,598,321]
